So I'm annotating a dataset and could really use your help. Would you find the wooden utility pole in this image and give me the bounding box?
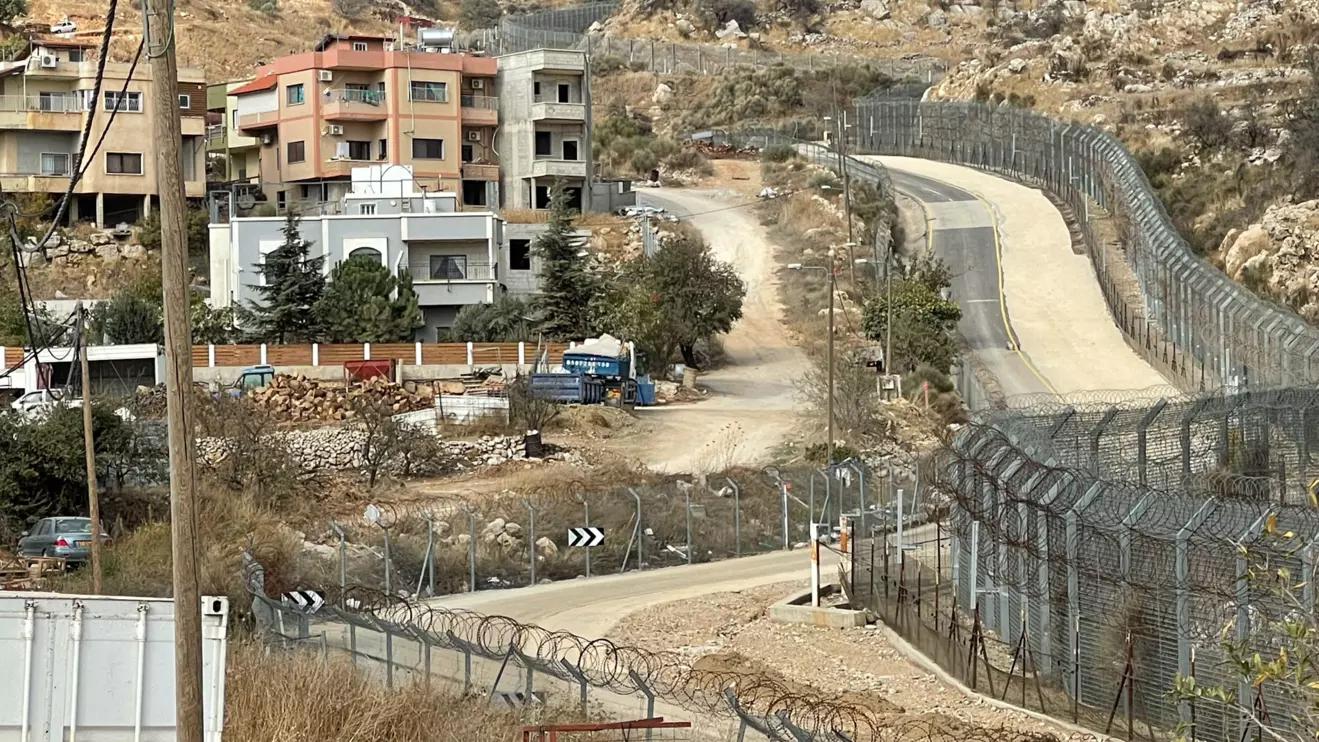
[143,0,204,738]
[77,303,101,593]
[838,111,857,287]
[827,257,836,467]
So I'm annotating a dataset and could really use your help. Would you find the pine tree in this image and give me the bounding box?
[533,181,597,340]
[317,254,423,342]
[250,210,326,343]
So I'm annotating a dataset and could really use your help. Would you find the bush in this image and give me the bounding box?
[702,0,757,29]
[247,0,279,13]
[0,0,25,24]
[330,0,367,17]
[458,0,502,28]
[761,143,797,163]
[1181,97,1232,151]
[593,54,628,76]
[664,148,714,175]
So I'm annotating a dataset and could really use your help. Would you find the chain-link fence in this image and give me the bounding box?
[313,461,935,601]
[853,387,1319,742]
[851,98,1319,393]
[471,2,947,81]
[246,552,1098,741]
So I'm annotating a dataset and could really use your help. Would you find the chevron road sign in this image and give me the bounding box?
[282,589,325,613]
[567,527,605,548]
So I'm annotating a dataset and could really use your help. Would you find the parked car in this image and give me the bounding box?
[10,388,81,418]
[617,205,665,218]
[17,517,110,562]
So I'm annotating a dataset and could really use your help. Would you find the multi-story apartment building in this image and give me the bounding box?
[205,79,261,184]
[494,49,593,212]
[0,38,206,226]
[209,164,504,339]
[227,33,499,214]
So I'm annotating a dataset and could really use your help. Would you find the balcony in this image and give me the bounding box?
[460,94,498,126]
[0,174,70,193]
[410,260,495,282]
[205,123,226,142]
[0,94,86,131]
[461,163,499,181]
[321,157,380,177]
[530,159,587,179]
[237,110,279,130]
[530,97,586,123]
[323,89,388,121]
[522,49,586,73]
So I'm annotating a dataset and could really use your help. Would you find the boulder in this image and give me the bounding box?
[120,243,146,260]
[1007,58,1028,74]
[859,0,890,20]
[496,532,519,550]
[675,18,695,36]
[925,8,948,27]
[95,244,120,263]
[536,536,558,556]
[653,82,673,105]
[503,522,523,537]
[715,19,747,40]
[1225,225,1270,281]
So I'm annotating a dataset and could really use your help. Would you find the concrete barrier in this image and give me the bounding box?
[768,585,868,629]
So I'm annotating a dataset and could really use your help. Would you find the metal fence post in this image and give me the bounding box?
[330,520,345,609]
[1176,500,1215,725]
[522,498,537,586]
[460,504,477,592]
[576,492,591,577]
[624,487,643,572]
[684,486,693,564]
[727,477,741,557]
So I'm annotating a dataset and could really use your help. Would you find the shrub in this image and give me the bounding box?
[247,0,279,14]
[702,0,757,29]
[0,0,25,24]
[330,0,367,18]
[664,148,714,175]
[1181,97,1232,151]
[459,0,503,28]
[761,143,797,163]
[594,54,628,76]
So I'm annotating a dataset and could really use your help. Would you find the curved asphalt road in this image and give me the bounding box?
[886,167,1055,398]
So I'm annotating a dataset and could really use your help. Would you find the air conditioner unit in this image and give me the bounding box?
[317,70,333,82]
[326,124,344,136]
[260,133,274,145]
[470,79,484,90]
[467,131,481,142]
[40,55,58,69]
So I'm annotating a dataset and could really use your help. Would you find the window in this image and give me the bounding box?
[534,131,551,157]
[357,202,377,215]
[300,183,327,200]
[412,138,444,159]
[286,140,305,163]
[286,83,304,105]
[178,94,191,109]
[510,239,531,271]
[67,49,84,62]
[462,179,486,206]
[533,81,541,97]
[534,185,551,209]
[277,191,287,209]
[378,138,387,160]
[232,108,239,130]
[352,41,369,51]
[347,140,371,160]
[105,152,143,174]
[429,254,466,279]
[409,81,447,102]
[104,91,142,112]
[349,247,382,262]
[40,153,69,176]
[38,91,74,112]
[461,143,474,163]
[558,83,571,103]
[562,140,578,161]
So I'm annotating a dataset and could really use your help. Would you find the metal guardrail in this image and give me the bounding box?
[460,94,498,109]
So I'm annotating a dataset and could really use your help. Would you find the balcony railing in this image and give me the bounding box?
[326,88,386,105]
[532,94,581,104]
[409,260,495,282]
[460,94,498,109]
[237,110,279,129]
[205,124,226,140]
[0,94,86,113]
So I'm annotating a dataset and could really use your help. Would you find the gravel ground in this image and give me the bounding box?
[608,581,1069,737]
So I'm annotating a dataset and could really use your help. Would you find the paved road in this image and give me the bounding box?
[886,167,1055,398]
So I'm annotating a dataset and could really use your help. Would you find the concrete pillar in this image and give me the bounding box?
[94,192,104,228]
[143,194,151,220]
[68,195,79,224]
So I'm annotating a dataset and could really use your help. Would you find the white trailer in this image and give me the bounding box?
[0,592,229,741]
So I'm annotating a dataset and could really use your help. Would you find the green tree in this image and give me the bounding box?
[249,210,325,343]
[0,0,26,25]
[136,207,210,254]
[600,232,745,368]
[96,292,163,344]
[191,293,241,344]
[449,295,534,342]
[534,183,598,340]
[860,254,961,374]
[316,254,422,342]
[458,0,502,27]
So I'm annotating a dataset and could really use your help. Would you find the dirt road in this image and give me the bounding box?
[630,187,809,474]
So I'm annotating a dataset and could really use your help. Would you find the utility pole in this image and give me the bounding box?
[77,303,101,594]
[838,112,857,287]
[143,0,204,738]
[827,255,836,467]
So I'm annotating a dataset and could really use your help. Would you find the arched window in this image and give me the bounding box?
[347,247,382,264]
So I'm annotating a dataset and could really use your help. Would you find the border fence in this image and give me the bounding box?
[477,2,947,80]
[852,387,1319,742]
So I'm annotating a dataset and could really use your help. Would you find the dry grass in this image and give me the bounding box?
[225,644,531,742]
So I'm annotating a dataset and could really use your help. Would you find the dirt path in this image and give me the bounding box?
[631,187,810,474]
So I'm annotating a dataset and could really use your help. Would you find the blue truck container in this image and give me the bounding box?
[529,373,605,404]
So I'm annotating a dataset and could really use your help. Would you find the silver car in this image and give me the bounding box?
[17,517,110,562]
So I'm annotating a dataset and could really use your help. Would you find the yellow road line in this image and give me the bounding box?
[890,165,1060,396]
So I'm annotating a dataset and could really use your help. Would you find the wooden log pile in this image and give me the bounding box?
[248,374,435,423]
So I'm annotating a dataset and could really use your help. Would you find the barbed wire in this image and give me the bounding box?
[255,579,1095,742]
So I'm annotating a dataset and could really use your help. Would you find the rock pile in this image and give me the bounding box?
[1220,200,1319,322]
[247,374,434,422]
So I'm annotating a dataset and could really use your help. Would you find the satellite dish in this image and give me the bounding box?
[364,504,382,524]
